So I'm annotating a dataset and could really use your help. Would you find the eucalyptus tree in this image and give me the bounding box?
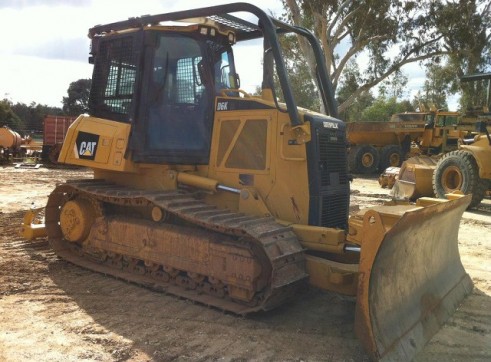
[281,0,448,113]
[62,78,92,116]
[431,0,491,110]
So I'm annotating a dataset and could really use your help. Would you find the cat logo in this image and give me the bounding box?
[75,131,99,160]
[79,141,97,156]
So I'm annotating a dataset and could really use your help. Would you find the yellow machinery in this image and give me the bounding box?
[432,121,491,207]
[347,109,468,174]
[391,74,491,207]
[417,110,466,154]
[346,118,425,173]
[21,4,474,360]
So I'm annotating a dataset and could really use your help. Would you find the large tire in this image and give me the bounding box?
[379,145,404,171]
[432,150,487,208]
[348,145,380,174]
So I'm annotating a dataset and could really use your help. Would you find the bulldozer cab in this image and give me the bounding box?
[86,4,338,167]
[419,111,463,154]
[89,24,237,164]
[461,72,491,114]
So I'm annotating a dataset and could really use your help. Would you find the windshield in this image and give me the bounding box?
[139,31,236,164]
[215,50,237,92]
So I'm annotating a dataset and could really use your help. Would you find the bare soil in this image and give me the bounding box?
[0,166,490,361]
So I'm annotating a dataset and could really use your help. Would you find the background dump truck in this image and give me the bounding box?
[347,113,426,173]
[347,110,469,174]
[41,115,77,163]
[21,3,474,361]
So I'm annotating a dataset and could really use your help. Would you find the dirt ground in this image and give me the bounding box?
[0,166,490,361]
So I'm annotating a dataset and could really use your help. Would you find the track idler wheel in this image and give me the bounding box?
[59,197,99,242]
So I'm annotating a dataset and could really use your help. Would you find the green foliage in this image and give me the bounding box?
[281,0,448,114]
[287,64,321,111]
[336,60,375,121]
[431,0,490,73]
[338,91,374,122]
[11,102,63,132]
[1,78,88,134]
[0,99,22,130]
[378,71,409,99]
[280,0,490,115]
[337,62,413,122]
[62,78,92,116]
[410,63,454,110]
[429,0,491,110]
[361,97,414,122]
[275,33,321,111]
[460,76,490,112]
[337,60,363,103]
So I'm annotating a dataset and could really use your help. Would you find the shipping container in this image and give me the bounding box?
[42,115,77,163]
[43,115,76,146]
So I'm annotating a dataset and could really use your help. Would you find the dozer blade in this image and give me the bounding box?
[354,195,473,361]
[20,207,47,241]
[392,156,438,200]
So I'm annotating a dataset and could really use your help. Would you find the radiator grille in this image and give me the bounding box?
[318,132,348,186]
[321,194,348,228]
[307,120,349,230]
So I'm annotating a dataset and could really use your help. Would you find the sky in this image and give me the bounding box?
[0,0,444,110]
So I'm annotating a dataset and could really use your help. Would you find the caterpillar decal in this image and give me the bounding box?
[75,131,99,160]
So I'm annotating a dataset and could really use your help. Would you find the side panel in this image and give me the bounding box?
[207,99,349,227]
[58,115,137,173]
[207,99,312,223]
[207,106,277,212]
[267,116,311,224]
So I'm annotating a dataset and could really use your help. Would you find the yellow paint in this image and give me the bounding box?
[461,135,491,179]
[59,115,137,173]
[305,255,358,295]
[20,207,47,241]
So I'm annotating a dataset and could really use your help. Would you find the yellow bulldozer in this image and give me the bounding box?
[21,4,473,360]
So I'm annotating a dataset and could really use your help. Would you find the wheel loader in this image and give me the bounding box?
[391,73,491,207]
[21,3,473,360]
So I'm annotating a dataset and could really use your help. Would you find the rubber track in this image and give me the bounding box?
[45,179,308,314]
